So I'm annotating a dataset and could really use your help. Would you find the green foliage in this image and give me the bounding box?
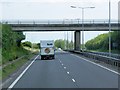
[54,39,74,50]
[22,42,40,49]
[68,41,74,49]
[85,33,109,50]
[0,24,2,48]
[2,54,34,80]
[2,24,28,64]
[3,61,24,79]
[85,31,120,53]
[22,41,32,48]
[16,32,25,47]
[54,39,65,49]
[0,24,2,65]
[111,31,120,50]
[32,43,40,49]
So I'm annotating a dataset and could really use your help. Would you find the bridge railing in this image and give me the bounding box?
[66,50,120,67]
[1,19,118,24]
[86,51,120,60]
[82,51,120,67]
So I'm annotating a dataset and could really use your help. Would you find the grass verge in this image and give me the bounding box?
[0,69,2,80]
[87,49,120,54]
[2,53,36,80]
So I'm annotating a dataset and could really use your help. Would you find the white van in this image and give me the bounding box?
[40,40,55,60]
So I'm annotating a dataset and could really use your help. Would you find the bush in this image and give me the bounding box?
[2,24,28,64]
[85,31,120,52]
[22,41,32,48]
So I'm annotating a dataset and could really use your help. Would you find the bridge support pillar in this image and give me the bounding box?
[74,31,81,51]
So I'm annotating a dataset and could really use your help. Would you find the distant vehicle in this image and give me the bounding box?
[40,40,55,60]
[58,48,62,51]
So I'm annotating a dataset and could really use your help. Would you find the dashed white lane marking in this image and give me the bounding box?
[72,79,76,82]
[8,55,39,88]
[60,61,61,63]
[67,72,70,74]
[58,59,62,63]
[71,54,120,75]
[58,58,77,85]
[64,67,66,69]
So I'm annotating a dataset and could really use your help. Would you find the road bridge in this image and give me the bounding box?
[3,20,119,31]
[2,19,119,51]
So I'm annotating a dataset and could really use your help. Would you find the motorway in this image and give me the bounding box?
[9,51,119,88]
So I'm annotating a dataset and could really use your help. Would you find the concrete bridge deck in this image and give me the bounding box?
[10,23,119,31]
[2,20,119,31]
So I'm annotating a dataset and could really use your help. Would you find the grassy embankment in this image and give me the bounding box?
[1,24,38,80]
[86,49,120,54]
[0,24,2,80]
[85,31,120,54]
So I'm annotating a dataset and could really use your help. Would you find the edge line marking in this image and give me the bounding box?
[8,55,39,88]
[71,54,120,75]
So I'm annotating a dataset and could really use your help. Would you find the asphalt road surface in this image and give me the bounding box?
[9,51,119,88]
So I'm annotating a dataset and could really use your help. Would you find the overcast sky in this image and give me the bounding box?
[1,0,119,43]
[1,0,119,20]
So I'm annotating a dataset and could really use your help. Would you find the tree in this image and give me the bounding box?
[54,39,65,49]
[85,31,120,53]
[22,41,32,48]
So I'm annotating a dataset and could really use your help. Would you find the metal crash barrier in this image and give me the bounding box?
[66,50,120,67]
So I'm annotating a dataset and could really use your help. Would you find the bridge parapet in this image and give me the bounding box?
[2,19,119,31]
[2,19,118,24]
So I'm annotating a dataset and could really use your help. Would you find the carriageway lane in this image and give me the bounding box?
[12,52,77,88]
[57,51,119,88]
[10,51,119,88]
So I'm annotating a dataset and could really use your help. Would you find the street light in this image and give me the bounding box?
[64,32,66,50]
[71,6,95,51]
[109,0,111,57]
[63,19,69,50]
[67,31,69,50]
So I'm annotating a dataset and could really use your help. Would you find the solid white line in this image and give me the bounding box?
[71,54,120,75]
[64,67,66,69]
[67,72,70,74]
[8,55,39,88]
[72,79,76,82]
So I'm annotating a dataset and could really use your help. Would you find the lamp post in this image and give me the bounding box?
[63,19,69,50]
[64,32,66,50]
[109,0,111,57]
[71,6,95,51]
[70,19,73,50]
[67,31,69,50]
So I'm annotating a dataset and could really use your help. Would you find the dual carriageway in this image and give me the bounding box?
[1,19,120,89]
